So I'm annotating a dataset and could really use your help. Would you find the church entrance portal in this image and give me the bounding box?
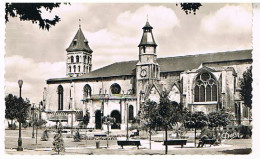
[111,110,121,129]
[95,110,102,129]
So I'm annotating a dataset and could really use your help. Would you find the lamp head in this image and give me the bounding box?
[18,80,23,88]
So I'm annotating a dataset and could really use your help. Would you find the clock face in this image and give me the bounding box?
[140,69,147,77]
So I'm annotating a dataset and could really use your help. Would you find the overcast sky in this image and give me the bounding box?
[5,3,252,104]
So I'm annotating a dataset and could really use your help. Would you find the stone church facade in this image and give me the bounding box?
[43,20,252,130]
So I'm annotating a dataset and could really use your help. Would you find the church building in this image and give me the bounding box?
[43,20,252,130]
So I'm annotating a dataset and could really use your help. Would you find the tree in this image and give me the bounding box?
[156,91,184,154]
[5,3,68,30]
[5,94,18,127]
[5,94,30,128]
[139,99,158,149]
[33,119,47,145]
[102,116,116,148]
[53,121,65,154]
[184,111,208,147]
[176,3,202,15]
[208,109,232,140]
[239,66,252,109]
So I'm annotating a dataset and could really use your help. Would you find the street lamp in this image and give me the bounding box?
[17,80,23,151]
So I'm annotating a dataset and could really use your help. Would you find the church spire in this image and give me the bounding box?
[66,26,93,53]
[138,20,157,47]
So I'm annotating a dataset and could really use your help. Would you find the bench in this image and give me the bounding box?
[198,139,216,147]
[130,131,139,138]
[163,139,187,148]
[117,140,141,149]
[94,134,107,137]
[94,134,107,140]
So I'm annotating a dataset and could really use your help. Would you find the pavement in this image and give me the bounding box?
[4,127,252,155]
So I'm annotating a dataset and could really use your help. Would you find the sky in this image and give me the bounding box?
[4,3,253,104]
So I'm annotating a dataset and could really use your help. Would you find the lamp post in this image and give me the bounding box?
[31,103,35,138]
[17,80,23,151]
[126,103,129,141]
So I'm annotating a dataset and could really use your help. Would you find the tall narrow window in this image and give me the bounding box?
[83,84,91,98]
[194,72,218,102]
[194,85,199,102]
[57,85,64,110]
[212,84,217,101]
[199,85,205,102]
[76,55,79,63]
[84,56,86,63]
[78,66,80,72]
[71,56,74,63]
[206,85,211,101]
[69,66,71,73]
[128,105,134,121]
[74,65,76,72]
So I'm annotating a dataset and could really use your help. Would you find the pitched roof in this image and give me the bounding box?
[66,28,93,53]
[47,49,252,82]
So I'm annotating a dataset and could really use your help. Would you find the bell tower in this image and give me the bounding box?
[66,22,93,77]
[136,20,160,81]
[136,19,160,110]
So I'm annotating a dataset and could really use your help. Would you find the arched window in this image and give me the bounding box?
[128,105,134,121]
[57,85,64,110]
[78,66,80,72]
[194,72,217,102]
[69,66,71,73]
[71,56,74,63]
[194,85,199,102]
[73,65,76,72]
[110,83,121,94]
[83,84,91,98]
[76,55,79,63]
[83,66,85,72]
[84,56,86,63]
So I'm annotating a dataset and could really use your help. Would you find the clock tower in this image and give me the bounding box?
[136,20,160,108]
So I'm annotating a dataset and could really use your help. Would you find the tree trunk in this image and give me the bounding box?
[215,127,217,138]
[36,126,38,145]
[194,128,197,147]
[165,126,168,155]
[149,127,151,150]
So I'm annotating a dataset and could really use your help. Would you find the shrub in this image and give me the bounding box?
[53,122,65,154]
[41,129,49,141]
[73,129,81,142]
[239,125,252,139]
[22,121,29,128]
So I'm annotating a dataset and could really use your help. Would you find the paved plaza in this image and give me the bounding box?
[5,127,252,155]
